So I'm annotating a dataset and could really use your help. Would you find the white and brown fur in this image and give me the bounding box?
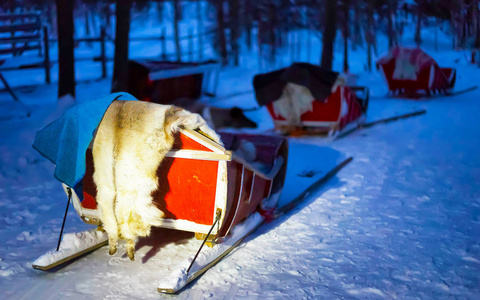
[92,100,221,260]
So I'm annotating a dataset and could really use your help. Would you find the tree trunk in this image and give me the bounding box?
[320,0,337,70]
[196,0,204,61]
[475,0,480,48]
[216,0,228,65]
[173,0,182,61]
[343,0,349,73]
[157,2,164,23]
[387,0,395,49]
[245,0,252,50]
[352,0,362,51]
[85,8,90,37]
[414,1,422,47]
[366,0,374,72]
[269,4,276,64]
[111,0,131,93]
[230,0,240,65]
[56,0,75,98]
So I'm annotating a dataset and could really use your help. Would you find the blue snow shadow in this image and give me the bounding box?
[243,141,349,240]
[277,141,347,208]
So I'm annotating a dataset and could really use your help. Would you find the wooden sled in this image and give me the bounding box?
[68,128,288,245]
[377,47,456,97]
[266,85,369,136]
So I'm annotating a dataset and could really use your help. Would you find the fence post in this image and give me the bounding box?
[189,28,193,62]
[198,29,203,61]
[161,27,167,60]
[296,31,300,61]
[100,25,107,78]
[43,26,51,84]
[289,31,294,64]
[37,15,42,57]
[307,29,311,63]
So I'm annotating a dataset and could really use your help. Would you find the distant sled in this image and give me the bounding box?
[377,47,457,97]
[253,63,369,136]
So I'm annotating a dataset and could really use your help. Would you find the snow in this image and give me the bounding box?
[1,12,480,299]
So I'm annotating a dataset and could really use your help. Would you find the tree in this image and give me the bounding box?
[111,0,132,93]
[56,0,75,98]
[215,0,228,65]
[365,0,375,72]
[173,0,181,61]
[475,0,480,48]
[230,0,240,66]
[342,0,350,73]
[387,0,397,49]
[414,0,423,47]
[320,0,337,70]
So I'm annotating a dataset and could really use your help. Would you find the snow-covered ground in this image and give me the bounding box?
[1,17,480,299]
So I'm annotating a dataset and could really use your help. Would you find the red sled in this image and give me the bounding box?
[265,85,369,134]
[253,63,369,135]
[65,128,288,244]
[377,47,456,97]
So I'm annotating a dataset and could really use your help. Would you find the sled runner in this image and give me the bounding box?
[334,109,427,140]
[253,63,369,136]
[377,47,456,97]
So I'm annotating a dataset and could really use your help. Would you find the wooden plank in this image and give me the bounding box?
[0,44,40,55]
[0,13,41,21]
[0,35,41,44]
[182,128,227,154]
[165,149,232,161]
[0,22,41,33]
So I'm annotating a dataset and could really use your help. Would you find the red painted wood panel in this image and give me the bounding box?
[153,157,218,225]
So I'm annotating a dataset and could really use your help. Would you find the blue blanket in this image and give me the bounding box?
[33,92,137,199]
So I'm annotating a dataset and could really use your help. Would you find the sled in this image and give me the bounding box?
[253,63,369,136]
[32,128,288,271]
[265,85,369,135]
[377,47,456,97]
[127,60,221,104]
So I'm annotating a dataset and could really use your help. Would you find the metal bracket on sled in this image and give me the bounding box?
[187,209,222,275]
